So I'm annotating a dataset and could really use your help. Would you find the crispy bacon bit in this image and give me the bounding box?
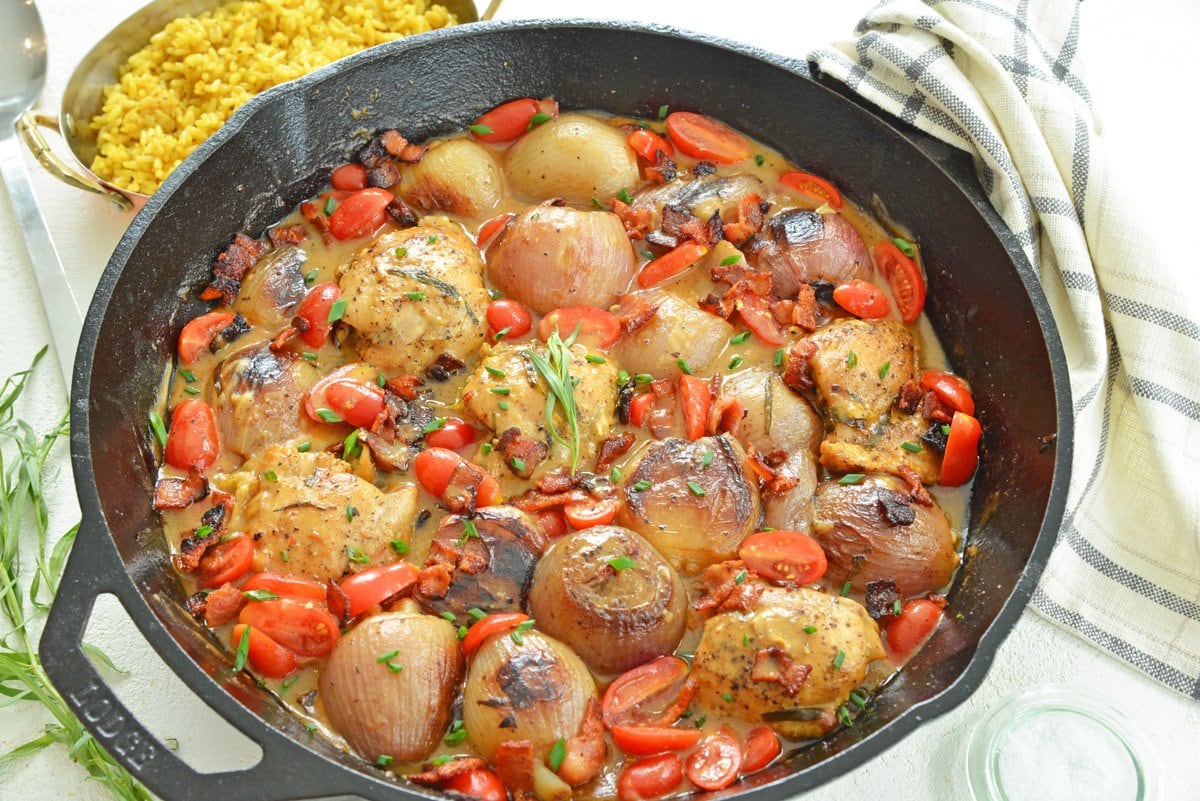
[897,463,934,506]
[357,430,412,472]
[202,583,246,627]
[661,204,722,248]
[366,160,401,188]
[300,200,333,246]
[534,470,581,495]
[495,740,535,793]
[496,428,548,479]
[386,198,419,227]
[644,149,678,184]
[897,380,923,414]
[865,579,901,620]
[611,294,660,334]
[744,445,798,495]
[558,698,607,786]
[772,286,819,332]
[211,312,250,353]
[695,560,763,614]
[921,390,953,424]
[877,490,917,526]
[268,224,307,248]
[408,757,489,786]
[201,232,267,303]
[750,647,812,697]
[781,340,818,392]
[443,459,493,514]
[595,434,635,471]
[152,467,209,510]
[384,373,424,401]
[415,562,453,600]
[693,161,717,176]
[269,325,298,352]
[427,353,466,382]
[610,198,653,239]
[722,193,766,245]
[173,531,214,573]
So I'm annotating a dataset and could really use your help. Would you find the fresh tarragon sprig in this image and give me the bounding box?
[0,347,153,801]
[522,327,581,473]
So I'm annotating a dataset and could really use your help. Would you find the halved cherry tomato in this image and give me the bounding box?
[741,726,781,773]
[294,282,341,347]
[612,725,702,756]
[737,294,786,346]
[165,399,220,470]
[939,411,982,486]
[602,656,693,728]
[686,727,743,791]
[461,612,529,657]
[738,529,827,585]
[628,392,655,428]
[231,624,298,678]
[564,496,619,529]
[536,509,569,539]
[330,163,368,192]
[920,370,975,416]
[242,572,326,603]
[238,599,340,657]
[477,212,514,247]
[178,312,235,365]
[337,562,420,619]
[425,417,477,450]
[197,534,254,589]
[627,128,675,162]
[617,753,684,801]
[887,599,944,660]
[304,366,386,428]
[329,187,393,241]
[778,171,844,209]
[833,279,890,319]
[471,98,541,143]
[874,241,926,324]
[538,306,621,349]
[678,375,710,442]
[442,768,508,801]
[666,112,753,164]
[637,241,708,288]
[412,447,502,507]
[486,299,533,340]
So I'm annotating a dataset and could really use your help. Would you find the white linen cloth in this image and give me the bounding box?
[811,0,1200,698]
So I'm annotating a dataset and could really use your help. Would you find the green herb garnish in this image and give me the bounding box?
[878,361,891,379]
[847,350,858,368]
[720,255,740,266]
[243,589,279,602]
[423,418,447,434]
[658,104,669,119]
[405,291,426,301]
[608,556,635,572]
[327,299,347,324]
[676,358,694,375]
[528,112,552,129]
[148,410,167,448]
[485,365,506,378]
[728,355,744,370]
[323,196,336,215]
[233,625,251,672]
[390,539,409,555]
[346,546,370,564]
[892,237,916,257]
[586,354,606,364]
[469,123,494,136]
[833,650,846,670]
[722,693,734,703]
[730,331,751,345]
[734,569,747,585]
[297,441,312,453]
[377,649,400,663]
[901,441,923,453]
[523,329,582,473]
[686,481,706,497]
[549,737,567,771]
[774,348,785,368]
[316,408,342,423]
[632,480,652,492]
[262,469,278,481]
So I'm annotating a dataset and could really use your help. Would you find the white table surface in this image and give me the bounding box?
[1,0,1197,799]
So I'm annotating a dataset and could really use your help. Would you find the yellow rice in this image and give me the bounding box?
[90,0,457,195]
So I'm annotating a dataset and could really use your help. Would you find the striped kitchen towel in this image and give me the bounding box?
[810,0,1200,698]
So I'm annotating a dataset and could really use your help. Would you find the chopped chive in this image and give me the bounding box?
[516,619,535,634]
[148,411,168,448]
[510,630,524,645]
[243,588,278,602]
[427,234,438,244]
[280,549,290,563]
[327,299,347,324]
[847,350,858,368]
[804,625,817,634]
[838,705,853,727]
[444,723,467,745]
[642,250,655,259]
[618,188,633,204]
[892,237,916,257]
[301,351,318,362]
[263,469,278,481]
[755,153,765,166]
[423,417,447,434]
[468,607,487,621]
[469,123,494,136]
[485,365,506,378]
[346,505,358,522]
[840,580,852,597]
[730,331,751,345]
[528,112,552,129]
[694,715,707,729]
[633,373,653,384]
[894,599,903,616]
[759,526,776,532]
[942,423,951,435]
[492,326,512,341]
[179,368,197,382]
[394,246,408,259]
[376,755,393,767]
[386,662,404,674]
[376,372,387,388]
[458,518,480,545]
[686,481,706,497]
[510,456,526,473]
[774,348,785,368]
[498,401,510,411]
[480,442,493,455]
[405,291,426,301]
[233,625,251,671]
[878,361,891,379]
[833,650,846,670]
[722,693,734,703]
[586,354,606,364]
[390,539,409,555]
[323,196,336,215]
[488,288,502,301]
[433,755,453,766]
[440,611,457,622]
[849,689,869,710]
[377,649,400,663]
[617,370,631,385]
[297,441,312,453]
[632,480,652,492]
[457,625,468,640]
[901,441,923,453]
[346,546,370,564]
[280,675,299,692]
[343,429,360,460]
[728,355,745,370]
[676,358,694,375]
[658,104,669,118]
[194,525,213,540]
[489,386,511,395]
[183,386,200,395]
[317,408,342,423]
[609,467,621,484]
[720,255,740,266]
[838,473,866,485]
[608,556,635,571]
[734,569,747,585]
[305,269,318,284]
[549,737,567,771]
[743,633,750,646]
[591,197,606,210]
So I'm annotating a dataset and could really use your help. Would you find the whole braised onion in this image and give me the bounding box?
[504,113,639,204]
[398,137,502,217]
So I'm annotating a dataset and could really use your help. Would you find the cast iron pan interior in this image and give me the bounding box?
[44,19,1072,801]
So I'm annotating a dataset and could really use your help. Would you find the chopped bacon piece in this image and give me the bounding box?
[201,582,246,627]
[897,463,934,506]
[792,284,818,332]
[611,294,660,334]
[644,149,678,184]
[173,531,214,573]
[610,198,653,239]
[921,390,953,424]
[722,193,766,245]
[750,647,812,697]
[693,161,717,176]
[495,740,535,793]
[415,562,453,600]
[660,204,722,247]
[299,200,333,246]
[558,698,607,786]
[897,380,923,414]
[511,488,592,513]
[781,341,818,392]
[595,434,635,472]
[865,579,901,620]
[695,560,763,614]
[744,445,798,496]
[153,467,209,510]
[386,198,418,227]
[534,470,580,495]
[443,459,493,514]
[269,326,298,352]
[375,130,426,163]
[268,224,307,247]
[201,232,267,303]
[707,394,744,437]
[426,353,466,382]
[408,758,489,786]
[366,161,401,189]
[496,427,548,479]
[384,374,424,401]
[211,312,250,353]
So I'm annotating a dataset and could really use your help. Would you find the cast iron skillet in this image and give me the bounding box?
[42,20,1072,801]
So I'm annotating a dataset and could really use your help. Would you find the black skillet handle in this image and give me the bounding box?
[40,515,378,801]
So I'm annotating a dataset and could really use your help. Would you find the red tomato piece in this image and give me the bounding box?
[887,599,945,660]
[442,768,508,801]
[231,624,298,679]
[778,171,844,209]
[920,370,975,416]
[737,294,786,346]
[874,241,926,324]
[178,312,235,365]
[628,392,655,429]
[294,282,341,348]
[678,375,711,442]
[617,753,684,801]
[412,447,501,507]
[461,612,529,657]
[538,306,621,349]
[741,726,781,773]
[833,279,890,319]
[536,509,569,539]
[336,562,419,619]
[564,496,620,530]
[486,299,533,340]
[612,725,702,756]
[197,534,254,589]
[238,599,340,657]
[241,572,326,603]
[627,128,675,162]
[637,241,709,288]
[165,399,220,470]
[686,727,743,791]
[666,111,753,164]
[477,213,514,247]
[738,530,828,585]
[303,366,386,428]
[425,418,477,450]
[939,411,982,486]
[330,163,368,192]
[471,98,541,143]
[602,656,693,728]
[328,187,393,241]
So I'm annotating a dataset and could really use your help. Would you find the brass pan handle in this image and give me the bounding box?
[16,111,134,212]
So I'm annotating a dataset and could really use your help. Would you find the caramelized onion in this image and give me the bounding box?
[505,114,638,205]
[529,526,687,674]
[610,290,734,380]
[214,343,312,458]
[398,138,502,217]
[742,209,872,296]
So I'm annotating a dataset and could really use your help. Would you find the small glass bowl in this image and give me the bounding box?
[965,686,1157,801]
